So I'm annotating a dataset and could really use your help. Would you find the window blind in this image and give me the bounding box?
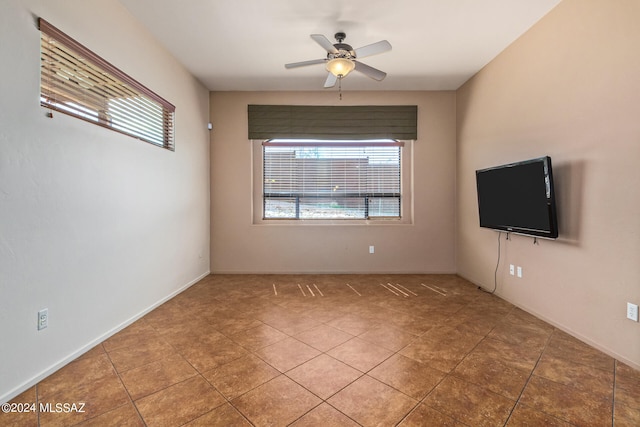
[39,18,175,150]
[248,105,417,140]
[263,140,402,219]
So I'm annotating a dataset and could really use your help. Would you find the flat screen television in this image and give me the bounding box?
[476,156,559,239]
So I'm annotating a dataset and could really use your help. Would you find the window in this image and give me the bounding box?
[263,140,403,220]
[38,18,175,150]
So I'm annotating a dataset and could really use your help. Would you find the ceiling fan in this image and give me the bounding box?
[285,32,392,88]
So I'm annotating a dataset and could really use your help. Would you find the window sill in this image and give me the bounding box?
[253,218,413,226]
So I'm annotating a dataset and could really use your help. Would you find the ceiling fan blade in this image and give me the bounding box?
[285,59,326,69]
[324,73,338,88]
[354,61,387,81]
[354,40,392,59]
[311,34,338,54]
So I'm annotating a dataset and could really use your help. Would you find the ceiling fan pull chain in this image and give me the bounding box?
[338,76,343,100]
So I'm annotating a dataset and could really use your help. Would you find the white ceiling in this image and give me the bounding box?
[119,0,561,91]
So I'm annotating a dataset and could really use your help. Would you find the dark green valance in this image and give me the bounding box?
[247,105,418,140]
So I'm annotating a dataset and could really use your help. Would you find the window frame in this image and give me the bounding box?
[252,139,414,225]
[38,18,176,150]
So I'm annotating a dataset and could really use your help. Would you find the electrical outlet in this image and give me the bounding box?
[38,308,48,330]
[517,266,523,278]
[369,245,375,254]
[509,264,515,276]
[627,303,639,322]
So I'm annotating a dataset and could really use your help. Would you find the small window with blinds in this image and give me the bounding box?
[263,140,403,220]
[38,18,175,150]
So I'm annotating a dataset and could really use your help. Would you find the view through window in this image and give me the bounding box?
[263,140,402,220]
[39,18,175,150]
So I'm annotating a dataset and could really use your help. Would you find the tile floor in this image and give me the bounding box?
[2,274,639,426]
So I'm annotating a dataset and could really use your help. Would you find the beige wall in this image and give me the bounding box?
[1,0,210,402]
[210,91,456,273]
[456,0,640,369]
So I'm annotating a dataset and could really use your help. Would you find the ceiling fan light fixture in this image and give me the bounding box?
[326,57,355,78]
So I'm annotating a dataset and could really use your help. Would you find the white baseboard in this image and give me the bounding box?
[210,270,458,275]
[0,271,210,404]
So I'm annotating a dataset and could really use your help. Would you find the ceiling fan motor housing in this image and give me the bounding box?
[329,32,355,59]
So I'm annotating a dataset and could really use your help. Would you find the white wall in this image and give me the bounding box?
[0,0,210,402]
